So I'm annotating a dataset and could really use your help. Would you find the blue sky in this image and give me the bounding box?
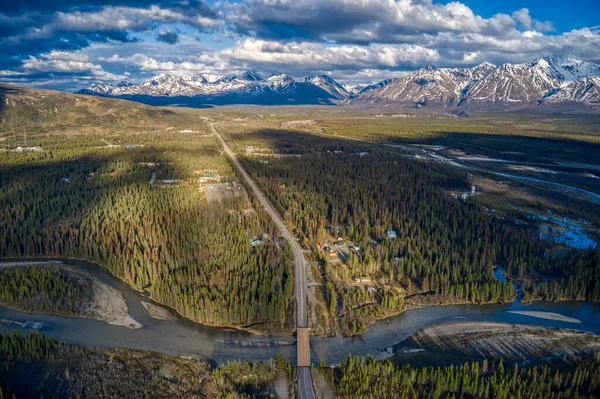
[453,0,600,32]
[0,0,599,90]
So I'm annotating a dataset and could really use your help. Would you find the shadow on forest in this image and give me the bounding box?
[0,147,178,255]
[226,126,600,166]
[390,132,600,165]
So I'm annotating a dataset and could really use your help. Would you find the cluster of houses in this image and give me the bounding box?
[319,242,337,256]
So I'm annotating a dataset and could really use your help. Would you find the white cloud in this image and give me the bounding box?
[54,6,218,32]
[223,39,440,70]
[227,0,528,43]
[21,50,124,80]
[2,0,600,89]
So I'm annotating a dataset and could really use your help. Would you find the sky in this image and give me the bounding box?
[0,0,599,90]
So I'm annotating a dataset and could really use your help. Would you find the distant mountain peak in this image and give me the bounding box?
[77,56,600,110]
[216,73,238,83]
[240,70,263,81]
[351,55,600,110]
[303,74,349,99]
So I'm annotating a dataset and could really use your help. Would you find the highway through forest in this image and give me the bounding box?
[211,124,317,399]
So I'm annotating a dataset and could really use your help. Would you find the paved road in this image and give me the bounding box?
[211,124,317,399]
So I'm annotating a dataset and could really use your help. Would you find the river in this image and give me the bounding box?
[1,259,599,366]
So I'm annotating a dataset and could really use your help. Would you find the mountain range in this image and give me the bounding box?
[79,55,600,110]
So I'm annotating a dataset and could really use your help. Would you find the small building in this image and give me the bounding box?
[250,238,263,247]
[386,230,397,239]
[334,241,344,247]
[162,179,178,184]
[355,277,371,283]
[366,286,377,293]
[323,247,336,256]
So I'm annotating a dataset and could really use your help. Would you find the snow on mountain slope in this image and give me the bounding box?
[465,62,559,103]
[351,55,599,109]
[532,55,600,83]
[342,84,364,96]
[354,62,497,107]
[79,56,600,109]
[465,55,600,104]
[80,70,341,105]
[304,75,349,99]
[540,76,600,105]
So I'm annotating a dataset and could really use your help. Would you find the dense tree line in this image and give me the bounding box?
[0,266,92,316]
[0,135,293,331]
[333,354,600,398]
[0,333,59,363]
[0,333,286,398]
[242,152,599,333]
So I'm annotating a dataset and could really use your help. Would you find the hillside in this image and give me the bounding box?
[0,84,199,137]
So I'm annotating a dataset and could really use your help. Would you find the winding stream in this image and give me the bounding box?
[0,259,599,366]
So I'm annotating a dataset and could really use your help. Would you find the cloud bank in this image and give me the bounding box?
[0,0,599,89]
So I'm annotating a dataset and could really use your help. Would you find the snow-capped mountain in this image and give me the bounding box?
[304,75,349,99]
[80,70,347,105]
[354,63,497,107]
[351,55,600,109]
[342,84,364,96]
[539,76,600,105]
[79,56,600,109]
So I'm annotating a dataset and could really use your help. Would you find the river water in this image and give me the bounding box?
[1,259,599,366]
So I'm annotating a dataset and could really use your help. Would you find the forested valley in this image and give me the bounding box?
[242,151,599,334]
[0,133,294,332]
